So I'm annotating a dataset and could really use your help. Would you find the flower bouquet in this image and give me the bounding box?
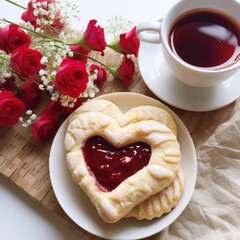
[0,0,140,141]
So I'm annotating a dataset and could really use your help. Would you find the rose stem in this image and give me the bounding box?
[5,0,27,10]
[71,52,111,71]
[0,55,10,61]
[2,19,115,72]
[3,19,63,43]
[10,69,40,85]
[4,78,18,86]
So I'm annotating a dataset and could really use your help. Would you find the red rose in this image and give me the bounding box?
[90,64,107,85]
[49,97,82,115]
[0,76,16,92]
[32,108,60,142]
[10,45,44,79]
[119,27,140,57]
[110,56,135,86]
[19,79,44,109]
[21,0,65,30]
[0,24,31,54]
[82,19,106,55]
[0,90,25,127]
[53,58,89,98]
[69,45,90,64]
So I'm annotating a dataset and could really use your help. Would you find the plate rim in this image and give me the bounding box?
[49,92,197,240]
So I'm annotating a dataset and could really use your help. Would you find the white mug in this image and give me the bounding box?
[136,0,240,88]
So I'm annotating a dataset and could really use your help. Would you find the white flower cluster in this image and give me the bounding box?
[32,0,65,32]
[58,30,78,45]
[19,110,38,128]
[58,0,81,23]
[0,18,8,30]
[59,94,76,108]
[1,0,102,111]
[27,0,81,33]
[105,15,135,41]
[0,52,11,83]
[21,20,40,32]
[80,69,99,99]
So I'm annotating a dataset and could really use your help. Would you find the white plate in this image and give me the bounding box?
[138,42,240,111]
[49,92,197,240]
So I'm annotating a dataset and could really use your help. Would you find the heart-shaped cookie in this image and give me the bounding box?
[65,103,181,223]
[68,99,183,220]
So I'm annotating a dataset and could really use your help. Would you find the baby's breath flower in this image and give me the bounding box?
[0,56,12,81]
[105,15,135,41]
[30,114,37,120]
[26,110,33,115]
[47,86,54,92]
[80,74,100,99]
[33,9,38,17]
[36,19,41,25]
[40,56,48,64]
[40,76,46,82]
[42,2,48,8]
[39,69,47,76]
[68,51,73,57]
[51,91,60,101]
[0,18,8,29]
[39,84,45,90]
[20,111,38,128]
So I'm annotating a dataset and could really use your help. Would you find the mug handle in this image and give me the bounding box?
[136,19,162,43]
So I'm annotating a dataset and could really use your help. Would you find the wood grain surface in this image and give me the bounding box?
[0,48,235,240]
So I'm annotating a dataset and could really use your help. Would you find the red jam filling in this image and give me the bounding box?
[83,136,151,192]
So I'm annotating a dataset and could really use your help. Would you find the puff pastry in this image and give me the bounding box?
[65,109,181,223]
[70,99,177,136]
[125,168,185,220]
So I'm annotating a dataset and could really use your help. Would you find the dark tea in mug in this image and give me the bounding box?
[169,9,240,69]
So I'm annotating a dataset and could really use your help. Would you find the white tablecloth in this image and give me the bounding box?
[154,97,240,240]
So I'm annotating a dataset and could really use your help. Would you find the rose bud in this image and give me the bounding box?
[72,19,106,55]
[109,56,135,86]
[19,78,44,109]
[90,64,107,85]
[32,108,60,142]
[108,27,140,57]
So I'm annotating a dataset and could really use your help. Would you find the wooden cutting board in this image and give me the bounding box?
[0,48,235,240]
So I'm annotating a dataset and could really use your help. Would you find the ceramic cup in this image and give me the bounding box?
[136,0,240,88]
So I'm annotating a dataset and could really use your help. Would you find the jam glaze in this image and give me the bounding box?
[83,136,151,192]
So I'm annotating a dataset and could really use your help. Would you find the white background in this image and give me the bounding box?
[0,0,176,240]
